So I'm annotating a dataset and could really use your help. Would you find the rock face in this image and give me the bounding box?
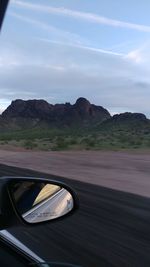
[73,97,110,121]
[99,111,149,131]
[0,98,149,133]
[2,99,52,119]
[1,97,111,128]
[111,112,147,122]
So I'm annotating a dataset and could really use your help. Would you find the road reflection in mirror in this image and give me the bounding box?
[11,181,74,223]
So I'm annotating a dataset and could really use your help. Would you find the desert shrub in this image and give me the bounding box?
[81,137,95,147]
[24,140,37,149]
[54,136,69,150]
[69,138,78,145]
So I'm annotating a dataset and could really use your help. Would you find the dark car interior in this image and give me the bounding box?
[0,0,9,30]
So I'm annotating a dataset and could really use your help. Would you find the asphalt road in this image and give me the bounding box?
[1,163,150,267]
[1,150,150,197]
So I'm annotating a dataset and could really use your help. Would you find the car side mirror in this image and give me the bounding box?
[10,180,74,224]
[0,177,79,228]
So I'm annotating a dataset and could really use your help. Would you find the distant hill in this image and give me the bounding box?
[0,98,150,150]
[1,97,111,130]
[98,112,149,132]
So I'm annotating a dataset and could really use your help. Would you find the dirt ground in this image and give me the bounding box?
[0,149,150,197]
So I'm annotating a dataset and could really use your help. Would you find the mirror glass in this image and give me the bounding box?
[11,181,74,223]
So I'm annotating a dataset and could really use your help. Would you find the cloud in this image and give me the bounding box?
[125,41,150,65]
[1,5,150,116]
[1,62,150,116]
[39,38,124,57]
[126,49,143,63]
[9,11,124,57]
[0,37,150,116]
[9,11,60,32]
[9,11,85,45]
[12,0,150,33]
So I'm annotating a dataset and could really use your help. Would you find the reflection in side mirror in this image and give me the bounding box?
[11,181,74,224]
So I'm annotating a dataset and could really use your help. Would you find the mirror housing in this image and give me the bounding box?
[0,177,79,229]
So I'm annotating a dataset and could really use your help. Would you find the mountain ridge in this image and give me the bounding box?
[0,97,149,133]
[1,97,111,129]
[0,97,150,150]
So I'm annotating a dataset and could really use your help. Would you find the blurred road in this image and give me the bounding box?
[1,150,150,197]
[23,188,73,223]
[0,164,150,266]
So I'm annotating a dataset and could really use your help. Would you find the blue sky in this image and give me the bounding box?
[1,0,150,116]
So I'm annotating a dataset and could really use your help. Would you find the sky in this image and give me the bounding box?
[1,0,150,116]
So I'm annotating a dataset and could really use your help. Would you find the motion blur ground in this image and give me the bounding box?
[0,150,150,197]
[0,163,150,267]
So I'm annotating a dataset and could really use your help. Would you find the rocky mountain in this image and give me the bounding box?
[0,97,149,135]
[1,97,111,130]
[107,112,147,122]
[0,97,150,151]
[98,111,150,133]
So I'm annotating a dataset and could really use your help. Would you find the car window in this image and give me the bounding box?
[1,1,150,267]
[0,239,31,267]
